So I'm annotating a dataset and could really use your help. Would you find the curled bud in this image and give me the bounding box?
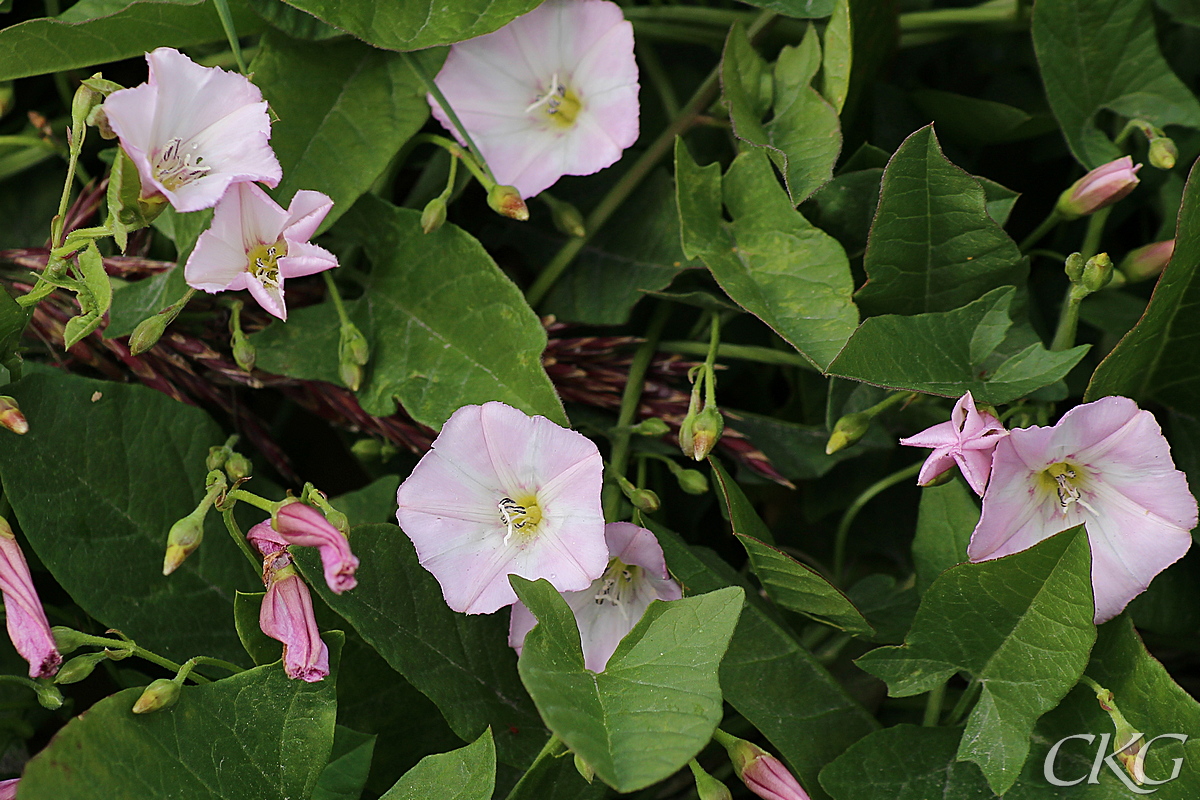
[1081,252,1114,292]
[1148,136,1178,170]
[132,677,181,714]
[128,313,169,356]
[163,511,205,576]
[0,396,28,435]
[55,652,107,685]
[71,80,104,133]
[487,184,529,221]
[1119,239,1174,283]
[421,196,448,234]
[1055,156,1142,220]
[825,411,870,455]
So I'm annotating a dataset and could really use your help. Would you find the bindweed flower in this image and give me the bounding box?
[968,396,1197,623]
[0,519,61,679]
[185,182,338,321]
[508,522,682,672]
[247,506,358,594]
[259,549,329,682]
[1056,156,1142,219]
[0,779,16,800]
[102,47,280,212]
[1119,239,1174,283]
[899,391,1007,496]
[396,401,607,615]
[713,730,811,800]
[0,396,27,435]
[429,0,640,199]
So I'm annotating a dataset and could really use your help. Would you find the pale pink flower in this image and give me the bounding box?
[968,396,1196,623]
[0,519,61,679]
[184,182,338,320]
[429,0,639,199]
[714,731,810,800]
[1119,239,1174,283]
[102,47,281,212]
[899,391,1008,496]
[1056,156,1142,219]
[508,522,682,672]
[0,778,16,800]
[248,504,358,594]
[258,549,328,682]
[396,401,607,615]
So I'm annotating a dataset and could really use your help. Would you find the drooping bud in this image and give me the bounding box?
[1148,136,1178,170]
[689,759,734,800]
[1119,239,1174,283]
[420,196,448,234]
[231,325,256,371]
[487,184,529,221]
[132,677,181,714]
[825,411,870,455]
[712,730,811,800]
[616,475,660,513]
[162,510,206,576]
[0,396,28,435]
[54,652,108,685]
[1063,251,1086,284]
[1055,157,1142,220]
[128,313,170,356]
[1081,252,1114,292]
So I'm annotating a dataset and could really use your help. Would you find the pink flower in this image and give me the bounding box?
[184,182,338,320]
[102,47,281,212]
[429,0,639,198]
[1119,239,1174,283]
[0,779,16,800]
[899,391,1008,496]
[1056,156,1142,219]
[0,520,61,679]
[968,396,1196,623]
[248,504,358,594]
[396,401,607,615]
[714,731,810,800]
[259,550,329,682]
[508,522,682,672]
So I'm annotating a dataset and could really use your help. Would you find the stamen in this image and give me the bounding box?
[524,72,563,114]
[153,136,211,191]
[498,497,529,546]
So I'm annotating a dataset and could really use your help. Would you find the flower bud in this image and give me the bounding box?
[1063,251,1086,284]
[338,322,370,391]
[54,652,107,685]
[87,105,115,139]
[545,196,586,238]
[206,445,230,472]
[574,753,594,784]
[128,313,169,356]
[34,680,63,710]
[688,406,724,461]
[51,626,90,655]
[689,760,734,800]
[232,327,256,372]
[225,452,252,482]
[825,411,870,455]
[487,184,529,221]
[1148,136,1177,170]
[713,731,811,800]
[629,417,670,437]
[420,196,447,234]
[1119,239,1173,283]
[1055,156,1142,219]
[339,362,363,393]
[162,511,205,576]
[71,79,105,133]
[132,677,181,714]
[1092,685,1146,785]
[616,475,660,513]
[0,396,28,435]
[350,439,383,459]
[674,467,709,496]
[1081,252,1114,292]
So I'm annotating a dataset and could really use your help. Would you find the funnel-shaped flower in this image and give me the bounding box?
[396,401,607,615]
[0,520,61,679]
[256,544,328,682]
[0,779,16,800]
[508,522,682,671]
[900,391,1007,496]
[248,502,358,594]
[1119,239,1174,283]
[102,47,281,212]
[968,396,1196,623]
[713,730,811,800]
[1056,156,1142,219]
[429,0,639,198]
[185,182,338,320]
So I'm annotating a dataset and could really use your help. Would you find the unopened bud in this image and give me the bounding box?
[350,439,382,459]
[574,753,594,784]
[71,81,104,132]
[1092,684,1146,785]
[51,626,90,656]
[487,184,529,221]
[545,196,586,238]
[225,452,252,482]
[1056,157,1142,219]
[825,411,870,455]
[132,678,181,714]
[1063,251,1086,284]
[421,196,447,234]
[0,396,28,435]
[688,406,724,461]
[55,652,107,685]
[206,445,230,472]
[232,328,256,372]
[1081,252,1114,292]
[34,680,63,710]
[629,417,670,436]
[163,511,205,576]
[712,730,810,800]
[339,361,363,393]
[689,760,733,800]
[674,467,709,495]
[1148,137,1178,170]
[128,313,169,356]
[338,322,369,391]
[616,475,660,513]
[1119,239,1174,283]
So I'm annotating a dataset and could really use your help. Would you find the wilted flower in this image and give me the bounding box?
[258,547,329,682]
[900,391,1007,496]
[1056,156,1142,219]
[508,522,682,672]
[968,396,1196,623]
[713,730,811,800]
[429,0,640,199]
[396,401,607,615]
[248,503,358,594]
[185,182,338,320]
[0,519,61,679]
[1119,239,1174,283]
[102,47,281,212]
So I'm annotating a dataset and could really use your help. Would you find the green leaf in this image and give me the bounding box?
[292,523,545,768]
[845,574,918,645]
[726,409,892,482]
[277,196,565,429]
[380,729,495,800]
[1086,158,1200,409]
[675,141,858,371]
[1032,0,1200,168]
[0,0,263,81]
[855,529,1097,794]
[0,369,256,664]
[18,634,342,800]
[910,90,1057,147]
[332,474,400,527]
[647,519,878,797]
[820,0,851,112]
[251,32,434,231]
[737,534,874,636]
[314,726,378,800]
[819,725,991,799]
[911,479,977,595]
[277,0,540,50]
[0,283,31,372]
[828,286,1090,405]
[739,0,836,20]
[512,576,743,793]
[246,0,342,40]
[710,456,775,544]
[855,125,1027,317]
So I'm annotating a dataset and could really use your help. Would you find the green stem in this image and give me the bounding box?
[899,0,1020,31]
[1018,210,1062,253]
[0,675,47,693]
[191,656,245,675]
[525,10,777,307]
[923,680,947,727]
[947,678,981,725]
[211,0,249,75]
[222,506,265,572]
[658,340,812,369]
[1050,285,1088,352]
[226,488,280,515]
[603,304,672,522]
[323,271,352,328]
[1079,207,1110,261]
[636,41,680,119]
[0,136,53,149]
[411,133,492,187]
[403,54,495,184]
[833,461,922,583]
[502,735,565,800]
[61,632,212,683]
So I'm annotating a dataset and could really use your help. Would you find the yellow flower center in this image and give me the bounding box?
[1038,461,1091,515]
[248,240,288,286]
[153,137,210,191]
[525,73,582,128]
[593,558,641,609]
[498,494,543,545]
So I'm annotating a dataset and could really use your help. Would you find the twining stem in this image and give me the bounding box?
[403,54,496,184]
[923,680,947,727]
[502,735,565,800]
[323,272,353,328]
[222,506,266,572]
[603,303,672,522]
[211,0,249,75]
[1018,210,1062,254]
[525,10,778,307]
[57,631,248,684]
[225,488,279,515]
[833,461,922,584]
